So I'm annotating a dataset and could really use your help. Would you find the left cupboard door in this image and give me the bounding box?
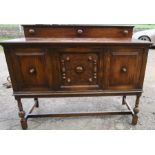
[7,47,52,91]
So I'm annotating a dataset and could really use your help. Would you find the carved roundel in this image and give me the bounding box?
[75,66,84,73]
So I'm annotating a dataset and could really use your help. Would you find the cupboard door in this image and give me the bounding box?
[108,48,143,90]
[53,47,103,91]
[11,48,51,91]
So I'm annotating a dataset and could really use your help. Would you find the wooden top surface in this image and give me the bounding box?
[22,24,134,28]
[0,38,152,45]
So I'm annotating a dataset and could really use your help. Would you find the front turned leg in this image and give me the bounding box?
[132,94,141,125]
[122,96,126,105]
[16,98,28,129]
[34,98,39,108]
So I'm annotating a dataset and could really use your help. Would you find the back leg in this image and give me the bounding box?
[34,98,39,108]
[122,96,126,105]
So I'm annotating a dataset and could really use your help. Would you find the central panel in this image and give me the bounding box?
[58,52,100,90]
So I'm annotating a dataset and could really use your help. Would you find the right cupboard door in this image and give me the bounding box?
[107,47,145,90]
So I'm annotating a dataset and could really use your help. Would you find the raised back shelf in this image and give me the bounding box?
[22,25,134,38]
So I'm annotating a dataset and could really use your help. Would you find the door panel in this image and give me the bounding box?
[12,48,51,91]
[108,49,143,90]
[53,47,103,91]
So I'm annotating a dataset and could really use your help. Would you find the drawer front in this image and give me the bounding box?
[9,48,52,91]
[107,48,143,90]
[23,26,133,38]
[52,47,103,91]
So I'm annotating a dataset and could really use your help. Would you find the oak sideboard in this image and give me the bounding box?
[0,25,152,129]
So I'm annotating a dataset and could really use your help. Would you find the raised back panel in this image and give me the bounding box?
[22,25,133,38]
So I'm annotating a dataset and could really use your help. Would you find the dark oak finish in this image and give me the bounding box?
[23,25,134,38]
[0,25,152,129]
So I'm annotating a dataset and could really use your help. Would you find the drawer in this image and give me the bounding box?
[107,48,143,90]
[23,25,133,38]
[9,47,52,91]
[52,47,103,91]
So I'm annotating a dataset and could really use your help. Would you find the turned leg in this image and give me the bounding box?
[132,94,141,125]
[122,96,126,105]
[16,98,28,129]
[34,98,39,108]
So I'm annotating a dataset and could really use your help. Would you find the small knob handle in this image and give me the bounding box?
[67,78,71,83]
[77,29,83,35]
[29,29,35,34]
[121,67,127,73]
[88,56,93,61]
[66,56,70,61]
[89,78,93,82]
[29,68,36,74]
[123,30,129,35]
[75,66,84,73]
